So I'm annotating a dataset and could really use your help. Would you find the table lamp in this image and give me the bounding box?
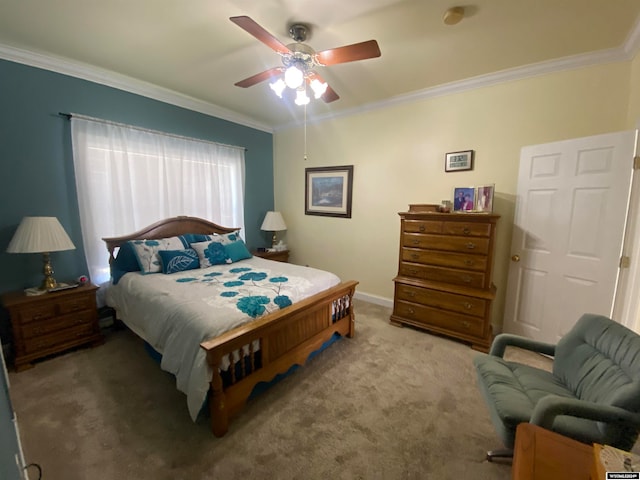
[260,211,287,248]
[6,216,76,291]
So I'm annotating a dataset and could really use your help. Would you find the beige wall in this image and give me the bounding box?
[273,61,631,329]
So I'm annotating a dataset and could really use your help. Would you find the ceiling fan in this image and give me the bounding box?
[230,16,381,105]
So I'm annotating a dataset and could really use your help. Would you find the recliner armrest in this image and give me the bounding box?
[489,333,556,358]
[530,395,640,429]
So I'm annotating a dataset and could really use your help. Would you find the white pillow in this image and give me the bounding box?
[130,236,186,274]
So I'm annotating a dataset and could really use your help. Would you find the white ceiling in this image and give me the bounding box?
[1,0,639,131]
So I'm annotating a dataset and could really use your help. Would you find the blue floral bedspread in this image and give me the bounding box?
[105,256,341,421]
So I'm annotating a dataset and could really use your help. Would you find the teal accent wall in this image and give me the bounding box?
[0,59,274,294]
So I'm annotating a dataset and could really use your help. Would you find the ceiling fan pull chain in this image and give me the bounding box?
[303,103,308,161]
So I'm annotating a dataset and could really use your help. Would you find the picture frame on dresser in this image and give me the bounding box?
[475,184,495,213]
[445,150,474,172]
[305,165,353,218]
[453,186,475,212]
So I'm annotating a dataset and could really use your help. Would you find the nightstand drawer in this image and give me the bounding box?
[22,323,96,354]
[58,294,93,314]
[18,304,57,324]
[21,310,96,340]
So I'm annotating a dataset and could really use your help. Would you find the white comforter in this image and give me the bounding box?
[105,256,340,421]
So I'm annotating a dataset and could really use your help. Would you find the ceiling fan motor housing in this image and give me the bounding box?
[288,23,309,42]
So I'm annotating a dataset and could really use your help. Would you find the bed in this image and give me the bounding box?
[102,216,358,437]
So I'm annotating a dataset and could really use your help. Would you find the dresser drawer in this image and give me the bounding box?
[402,233,490,255]
[394,283,487,317]
[403,220,443,234]
[401,247,487,271]
[22,323,96,354]
[21,310,96,340]
[399,262,486,288]
[393,300,484,337]
[442,221,492,237]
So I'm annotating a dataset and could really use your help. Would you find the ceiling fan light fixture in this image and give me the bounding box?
[310,78,328,99]
[295,88,310,106]
[284,66,304,89]
[269,78,286,98]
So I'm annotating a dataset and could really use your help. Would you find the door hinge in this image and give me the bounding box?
[620,255,631,268]
[634,156,640,170]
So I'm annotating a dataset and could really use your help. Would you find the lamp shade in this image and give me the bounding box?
[7,217,76,253]
[260,211,287,232]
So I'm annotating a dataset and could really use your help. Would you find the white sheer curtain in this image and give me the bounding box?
[71,116,245,285]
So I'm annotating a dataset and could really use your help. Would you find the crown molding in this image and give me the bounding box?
[278,44,634,131]
[0,43,273,134]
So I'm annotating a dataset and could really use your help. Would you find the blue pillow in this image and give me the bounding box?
[224,240,253,263]
[111,242,140,285]
[158,249,200,274]
[180,233,211,246]
[191,240,231,268]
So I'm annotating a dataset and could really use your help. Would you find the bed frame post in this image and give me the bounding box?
[209,357,229,437]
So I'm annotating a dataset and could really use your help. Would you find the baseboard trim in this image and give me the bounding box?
[354,291,393,308]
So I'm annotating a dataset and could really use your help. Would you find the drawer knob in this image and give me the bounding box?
[411,253,419,260]
[466,242,476,249]
[419,225,425,232]
[464,259,474,266]
[462,302,473,310]
[463,227,471,235]
[409,269,418,274]
[461,276,472,283]
[461,321,471,329]
[404,290,415,297]
[412,240,420,245]
[407,308,415,315]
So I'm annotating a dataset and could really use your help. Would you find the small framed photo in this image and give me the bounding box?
[445,150,474,172]
[305,165,354,218]
[453,187,475,212]
[475,184,495,212]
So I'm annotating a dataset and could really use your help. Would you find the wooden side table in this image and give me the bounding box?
[512,423,594,480]
[2,283,104,371]
[252,249,289,263]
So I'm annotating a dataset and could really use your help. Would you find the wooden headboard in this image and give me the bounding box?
[102,216,239,265]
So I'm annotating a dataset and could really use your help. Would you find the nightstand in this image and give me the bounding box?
[252,249,290,263]
[1,283,104,371]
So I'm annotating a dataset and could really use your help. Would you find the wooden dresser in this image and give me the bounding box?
[390,204,500,351]
[2,284,103,371]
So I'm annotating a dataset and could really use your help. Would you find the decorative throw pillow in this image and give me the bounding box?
[224,239,253,263]
[179,233,212,246]
[211,231,241,245]
[191,240,231,268]
[131,236,185,274]
[158,249,200,274]
[111,241,141,284]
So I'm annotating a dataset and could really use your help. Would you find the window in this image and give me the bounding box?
[71,117,245,285]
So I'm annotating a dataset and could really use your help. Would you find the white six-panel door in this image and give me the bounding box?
[503,131,636,343]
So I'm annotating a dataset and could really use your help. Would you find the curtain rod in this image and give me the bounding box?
[58,112,248,152]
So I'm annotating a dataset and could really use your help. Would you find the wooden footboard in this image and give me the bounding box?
[200,280,358,437]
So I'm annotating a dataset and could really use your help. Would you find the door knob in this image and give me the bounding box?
[511,254,520,262]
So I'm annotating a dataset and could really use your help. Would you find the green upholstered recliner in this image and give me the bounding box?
[474,313,640,461]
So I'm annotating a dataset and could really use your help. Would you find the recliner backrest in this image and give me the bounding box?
[554,314,640,409]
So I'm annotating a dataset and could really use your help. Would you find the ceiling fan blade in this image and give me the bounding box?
[230,16,291,55]
[315,40,381,66]
[234,67,283,88]
[308,72,340,103]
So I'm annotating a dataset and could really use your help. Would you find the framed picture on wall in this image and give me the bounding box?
[305,165,354,218]
[453,187,475,212]
[445,150,474,172]
[475,184,495,212]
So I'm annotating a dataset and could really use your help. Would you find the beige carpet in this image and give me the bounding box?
[9,300,547,480]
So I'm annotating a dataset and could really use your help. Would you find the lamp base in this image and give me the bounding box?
[40,252,58,291]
